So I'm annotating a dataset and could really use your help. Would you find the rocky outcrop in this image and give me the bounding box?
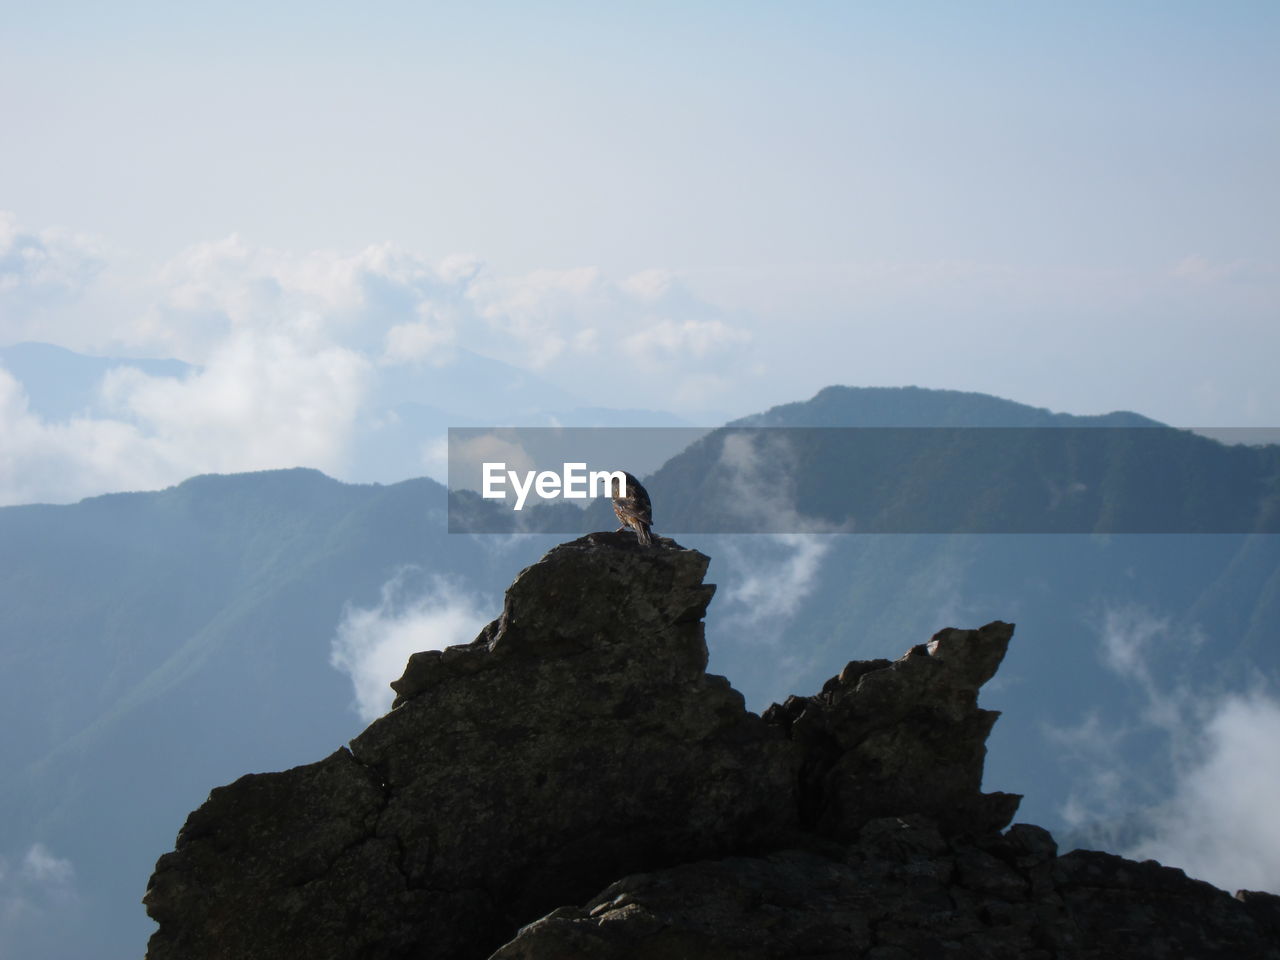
[142,532,1280,960]
[495,822,1280,959]
[765,625,1020,840]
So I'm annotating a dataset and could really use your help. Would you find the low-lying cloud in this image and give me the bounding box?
[721,534,831,627]
[330,570,491,722]
[1127,692,1280,893]
[1056,603,1280,894]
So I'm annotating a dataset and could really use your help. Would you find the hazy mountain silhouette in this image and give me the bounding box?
[0,469,557,958]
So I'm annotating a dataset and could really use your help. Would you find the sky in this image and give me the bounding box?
[2,1,1279,503]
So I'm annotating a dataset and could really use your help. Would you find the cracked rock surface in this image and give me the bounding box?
[142,532,1280,960]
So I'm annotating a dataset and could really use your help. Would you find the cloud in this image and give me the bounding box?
[1127,692,1280,893]
[0,212,107,354]
[0,843,79,954]
[102,331,370,475]
[1054,602,1280,894]
[19,845,74,888]
[0,368,157,505]
[138,236,472,361]
[619,268,677,301]
[1,214,761,506]
[0,331,370,506]
[382,308,458,365]
[1049,707,1137,840]
[466,266,606,368]
[720,533,831,625]
[0,212,103,310]
[466,264,755,407]
[622,317,751,364]
[706,435,836,627]
[140,237,754,404]
[1052,606,1202,832]
[330,570,491,722]
[702,434,835,667]
[710,431,852,534]
[703,531,833,712]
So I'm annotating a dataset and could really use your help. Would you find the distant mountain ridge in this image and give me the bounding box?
[0,467,555,959]
[735,384,1167,428]
[461,385,1279,535]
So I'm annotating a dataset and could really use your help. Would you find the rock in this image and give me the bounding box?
[1049,850,1275,958]
[492,823,1280,960]
[1005,823,1059,862]
[144,532,795,960]
[490,851,878,960]
[1236,889,1280,942]
[142,532,1279,960]
[762,622,1022,838]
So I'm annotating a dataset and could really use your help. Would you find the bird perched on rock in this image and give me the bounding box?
[612,471,653,545]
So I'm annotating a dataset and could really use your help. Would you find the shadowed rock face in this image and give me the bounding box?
[143,533,795,960]
[142,532,1280,960]
[493,822,1280,960]
[765,624,1021,840]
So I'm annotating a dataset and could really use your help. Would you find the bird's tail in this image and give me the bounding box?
[637,523,653,545]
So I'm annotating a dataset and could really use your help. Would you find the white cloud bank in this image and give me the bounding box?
[0,211,757,507]
[0,332,369,505]
[330,571,491,722]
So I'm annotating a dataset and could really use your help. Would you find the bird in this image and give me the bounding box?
[612,471,654,545]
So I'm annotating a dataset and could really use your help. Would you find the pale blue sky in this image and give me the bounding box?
[1,2,1278,502]
[6,2,1276,269]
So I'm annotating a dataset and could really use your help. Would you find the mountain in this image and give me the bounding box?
[453,386,1280,535]
[633,389,1280,858]
[441,387,1280,836]
[734,384,1167,428]
[142,534,1280,959]
[647,387,1280,535]
[2,384,1278,959]
[0,469,556,958]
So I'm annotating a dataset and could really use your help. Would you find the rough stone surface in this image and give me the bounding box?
[763,622,1022,840]
[145,533,794,960]
[143,532,1279,960]
[493,819,1280,960]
